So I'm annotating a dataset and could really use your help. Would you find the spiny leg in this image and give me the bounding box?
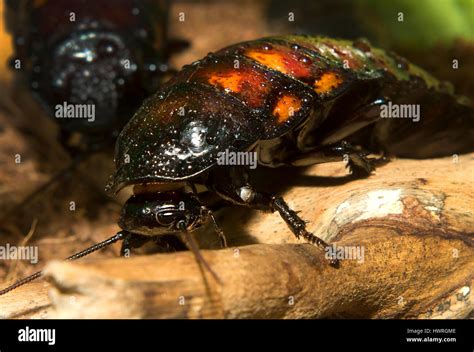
[267,194,338,266]
[189,184,227,248]
[271,196,335,256]
[207,210,227,248]
[207,167,338,265]
[287,140,386,177]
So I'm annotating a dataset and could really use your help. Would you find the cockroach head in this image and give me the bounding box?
[119,190,208,236]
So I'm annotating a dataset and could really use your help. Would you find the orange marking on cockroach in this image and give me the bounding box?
[272,95,302,123]
[314,72,343,94]
[245,50,289,75]
[208,72,243,93]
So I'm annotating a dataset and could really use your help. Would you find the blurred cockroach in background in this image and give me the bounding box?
[0,0,187,221]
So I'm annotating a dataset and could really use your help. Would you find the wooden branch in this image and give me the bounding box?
[1,154,472,318]
[43,236,473,319]
[2,235,472,319]
[0,282,50,319]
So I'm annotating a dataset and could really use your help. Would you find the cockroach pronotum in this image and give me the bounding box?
[1,35,473,295]
[1,0,184,219]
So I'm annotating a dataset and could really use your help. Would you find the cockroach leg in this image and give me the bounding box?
[288,141,377,177]
[208,167,338,266]
[270,196,338,266]
[120,232,151,257]
[207,210,227,248]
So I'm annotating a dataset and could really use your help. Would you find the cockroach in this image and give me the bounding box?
[1,35,473,295]
[1,0,186,218]
[5,0,175,152]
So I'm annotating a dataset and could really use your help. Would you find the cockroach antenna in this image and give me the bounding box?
[0,229,222,296]
[0,231,127,296]
[178,224,222,285]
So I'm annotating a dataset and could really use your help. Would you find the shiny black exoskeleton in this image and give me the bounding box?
[108,35,474,259]
[2,35,474,295]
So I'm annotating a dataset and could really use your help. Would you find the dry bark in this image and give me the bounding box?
[1,154,472,319]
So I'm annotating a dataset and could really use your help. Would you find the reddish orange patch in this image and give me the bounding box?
[244,45,315,82]
[208,72,243,93]
[245,50,289,74]
[272,95,302,123]
[314,72,343,94]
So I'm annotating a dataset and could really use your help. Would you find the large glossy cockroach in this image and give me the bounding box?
[1,35,473,294]
[1,0,184,218]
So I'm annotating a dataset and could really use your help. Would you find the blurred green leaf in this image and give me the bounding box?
[358,0,474,48]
